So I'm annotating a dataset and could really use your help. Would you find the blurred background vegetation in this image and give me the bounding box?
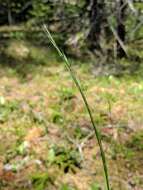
[0,0,143,74]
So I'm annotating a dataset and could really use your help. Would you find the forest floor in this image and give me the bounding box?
[0,41,143,190]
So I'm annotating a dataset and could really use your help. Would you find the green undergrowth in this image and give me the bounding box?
[0,43,143,189]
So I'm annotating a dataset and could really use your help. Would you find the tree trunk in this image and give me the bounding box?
[87,0,106,52]
[87,0,101,50]
[116,0,127,58]
[7,0,13,25]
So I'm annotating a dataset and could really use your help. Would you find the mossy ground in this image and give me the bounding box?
[0,41,143,190]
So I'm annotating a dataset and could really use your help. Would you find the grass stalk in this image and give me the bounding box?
[43,24,110,190]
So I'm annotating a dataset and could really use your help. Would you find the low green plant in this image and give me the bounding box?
[31,173,52,190]
[111,142,135,160]
[47,146,81,172]
[43,25,110,190]
[127,130,143,151]
[74,126,87,139]
[0,99,19,123]
[90,183,101,190]
[51,110,64,124]
[59,87,75,101]
[60,184,77,190]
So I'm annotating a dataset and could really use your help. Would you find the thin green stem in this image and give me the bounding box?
[43,24,110,190]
